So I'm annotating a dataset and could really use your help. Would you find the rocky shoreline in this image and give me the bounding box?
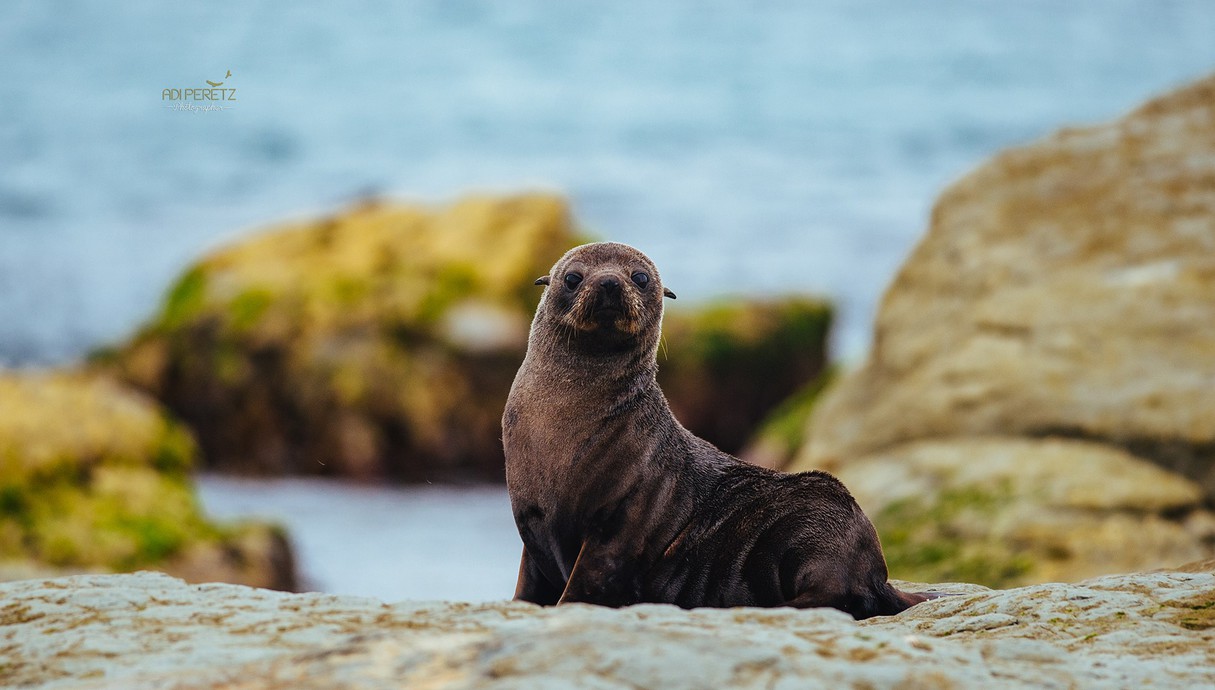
[1,566,1212,689]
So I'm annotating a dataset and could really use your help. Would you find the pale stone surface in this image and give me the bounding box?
[795,74,1215,495]
[1,570,1213,689]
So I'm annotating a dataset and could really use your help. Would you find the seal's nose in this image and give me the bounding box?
[598,276,621,293]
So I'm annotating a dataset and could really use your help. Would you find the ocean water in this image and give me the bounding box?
[6,2,1215,601]
[3,1,1215,365]
[196,475,520,601]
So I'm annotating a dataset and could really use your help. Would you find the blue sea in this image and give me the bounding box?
[4,1,1215,600]
[3,1,1215,366]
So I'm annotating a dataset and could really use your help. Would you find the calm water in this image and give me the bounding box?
[196,475,521,601]
[3,1,1215,366]
[7,2,1215,600]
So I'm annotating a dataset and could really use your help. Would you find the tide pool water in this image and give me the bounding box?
[3,2,1215,366]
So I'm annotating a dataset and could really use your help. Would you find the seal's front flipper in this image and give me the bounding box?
[557,540,634,608]
[514,547,562,606]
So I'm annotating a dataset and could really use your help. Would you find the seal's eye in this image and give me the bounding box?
[563,273,583,290]
[631,272,650,288]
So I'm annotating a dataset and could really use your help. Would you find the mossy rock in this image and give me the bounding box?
[659,298,832,455]
[98,194,584,480]
[99,195,833,480]
[0,371,296,590]
[739,365,838,469]
[874,483,1035,586]
[834,436,1215,589]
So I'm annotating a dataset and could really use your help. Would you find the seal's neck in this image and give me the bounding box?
[525,318,660,397]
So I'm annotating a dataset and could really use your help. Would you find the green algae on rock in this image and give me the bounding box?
[102,194,582,480]
[0,371,295,590]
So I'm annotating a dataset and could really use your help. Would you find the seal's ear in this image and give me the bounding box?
[663,287,677,299]
[535,276,551,286]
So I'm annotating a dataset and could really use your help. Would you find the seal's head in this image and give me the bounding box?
[534,242,676,354]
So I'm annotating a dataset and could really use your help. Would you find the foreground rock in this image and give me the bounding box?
[102,193,832,479]
[0,372,295,590]
[1,568,1212,689]
[796,73,1215,492]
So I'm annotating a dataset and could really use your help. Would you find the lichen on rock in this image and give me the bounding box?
[0,371,295,590]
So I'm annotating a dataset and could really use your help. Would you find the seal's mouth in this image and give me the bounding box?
[583,301,634,331]
[592,300,625,318]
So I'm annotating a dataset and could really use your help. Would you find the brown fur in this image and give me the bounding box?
[503,242,929,618]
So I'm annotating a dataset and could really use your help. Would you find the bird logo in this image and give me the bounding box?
[205,70,233,87]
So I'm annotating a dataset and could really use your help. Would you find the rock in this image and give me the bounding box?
[0,371,296,590]
[795,73,1215,494]
[2,567,1213,689]
[99,194,582,480]
[738,365,837,469]
[100,192,831,480]
[658,298,832,455]
[835,436,1215,588]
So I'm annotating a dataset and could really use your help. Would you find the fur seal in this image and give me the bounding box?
[503,242,930,618]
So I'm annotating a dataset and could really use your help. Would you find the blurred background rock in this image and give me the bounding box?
[790,74,1215,588]
[0,372,294,590]
[93,194,830,481]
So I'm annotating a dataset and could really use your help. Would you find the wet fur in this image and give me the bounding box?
[503,242,928,619]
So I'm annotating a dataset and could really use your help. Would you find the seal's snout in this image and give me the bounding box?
[594,273,625,311]
[598,275,621,294]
